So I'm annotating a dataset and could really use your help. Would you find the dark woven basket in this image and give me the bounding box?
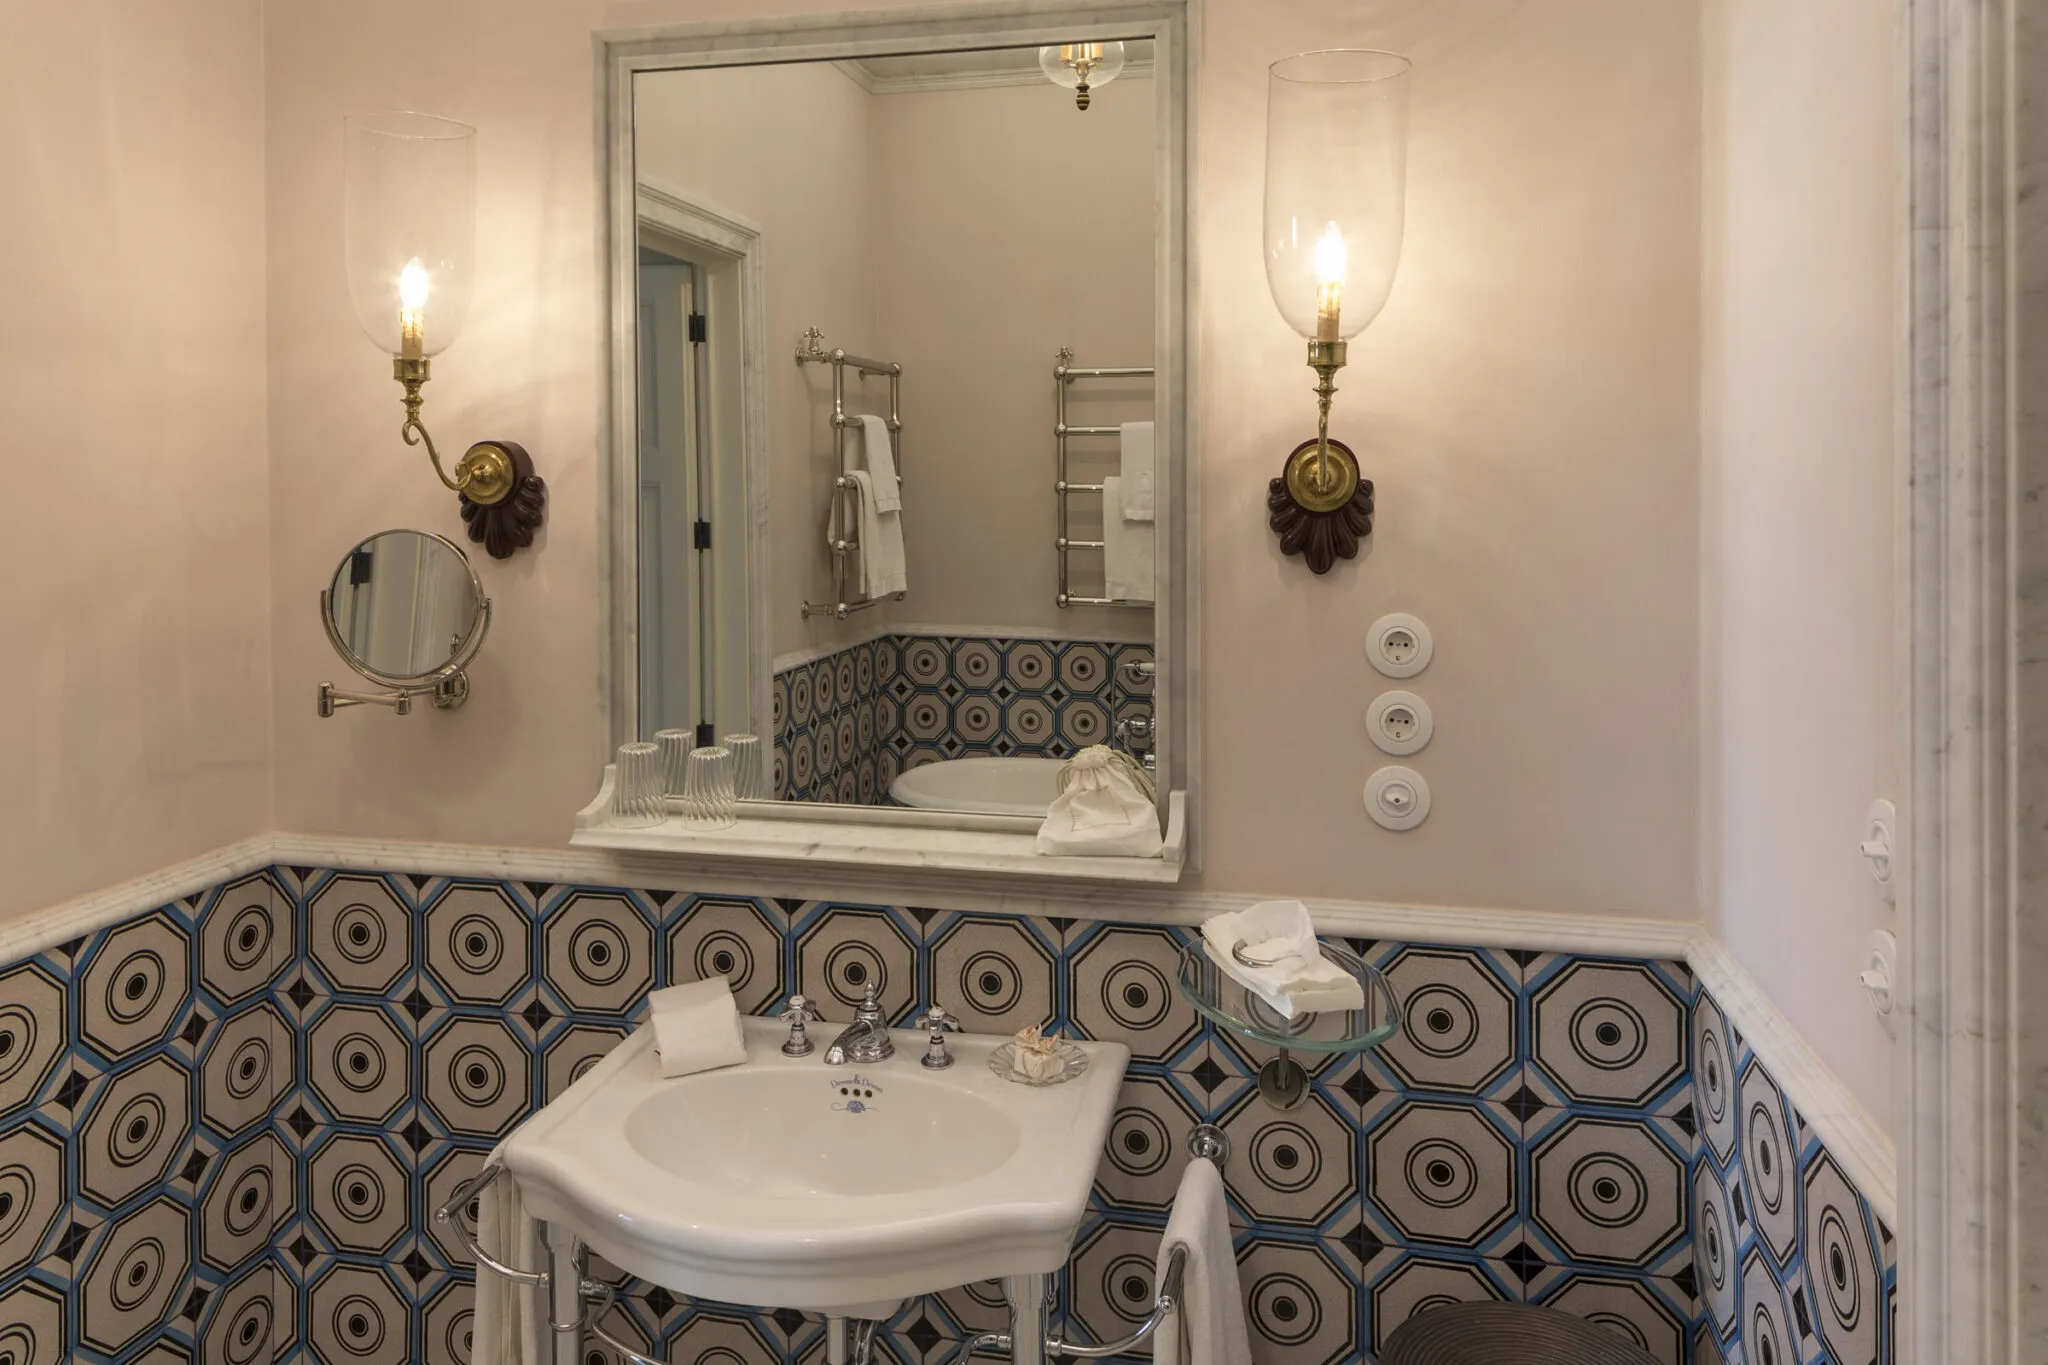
[1382,1303,1664,1365]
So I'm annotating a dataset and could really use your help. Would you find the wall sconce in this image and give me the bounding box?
[1038,41,1125,110]
[1262,50,1410,574]
[343,112,546,559]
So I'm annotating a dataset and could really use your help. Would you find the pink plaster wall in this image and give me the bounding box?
[261,0,1705,918]
[0,0,273,921]
[1700,0,1900,1131]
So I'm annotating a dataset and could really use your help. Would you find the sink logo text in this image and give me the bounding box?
[830,1075,883,1113]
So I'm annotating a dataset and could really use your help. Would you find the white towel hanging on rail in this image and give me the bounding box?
[851,414,900,511]
[844,470,907,599]
[1103,476,1154,603]
[1153,1157,1252,1365]
[1120,421,1155,522]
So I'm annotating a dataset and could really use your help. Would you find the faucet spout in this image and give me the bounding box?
[823,1016,893,1066]
[822,981,895,1065]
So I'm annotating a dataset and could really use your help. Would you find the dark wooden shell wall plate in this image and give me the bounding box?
[1268,438,1375,574]
[459,440,547,559]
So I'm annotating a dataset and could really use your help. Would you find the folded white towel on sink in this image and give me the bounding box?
[1154,1155,1252,1365]
[1200,900,1363,1019]
[647,977,748,1078]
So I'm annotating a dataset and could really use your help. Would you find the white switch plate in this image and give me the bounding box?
[1860,799,1897,903]
[1364,765,1431,830]
[1860,928,1898,1033]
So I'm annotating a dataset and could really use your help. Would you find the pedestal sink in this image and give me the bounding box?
[500,1014,1130,1353]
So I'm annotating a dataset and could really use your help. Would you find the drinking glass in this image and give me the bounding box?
[611,742,664,828]
[681,745,737,830]
[654,728,693,797]
[722,733,764,800]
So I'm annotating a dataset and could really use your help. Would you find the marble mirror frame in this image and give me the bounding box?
[1896,0,2039,1357]
[589,1,1199,882]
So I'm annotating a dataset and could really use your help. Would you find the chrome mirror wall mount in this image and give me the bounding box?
[316,529,492,718]
[345,111,547,559]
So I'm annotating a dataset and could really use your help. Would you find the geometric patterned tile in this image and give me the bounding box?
[773,634,1145,805]
[1363,1251,1519,1360]
[0,868,1907,1365]
[1523,1108,1692,1274]
[1523,954,1689,1110]
[1239,1236,1359,1365]
[1524,1269,1694,1365]
[1366,946,1522,1101]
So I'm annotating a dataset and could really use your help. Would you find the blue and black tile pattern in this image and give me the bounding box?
[0,874,1894,1365]
[1690,989,1895,1365]
[773,634,1154,804]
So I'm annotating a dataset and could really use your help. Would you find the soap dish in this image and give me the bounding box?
[988,1039,1090,1087]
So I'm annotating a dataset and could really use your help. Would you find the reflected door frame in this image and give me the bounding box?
[628,181,773,750]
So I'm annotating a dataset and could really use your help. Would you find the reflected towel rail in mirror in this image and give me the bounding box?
[798,327,905,620]
[1054,347,1154,609]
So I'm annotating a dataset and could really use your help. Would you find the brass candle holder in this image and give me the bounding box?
[392,357,547,559]
[1259,49,1409,576]
[1267,340,1375,574]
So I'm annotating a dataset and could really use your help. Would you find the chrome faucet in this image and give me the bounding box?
[1114,710,1157,774]
[823,982,895,1066]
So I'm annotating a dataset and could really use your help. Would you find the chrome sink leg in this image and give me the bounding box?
[544,1222,586,1365]
[1004,1274,1048,1365]
[826,1316,881,1365]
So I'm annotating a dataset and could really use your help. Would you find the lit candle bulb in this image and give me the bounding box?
[1313,222,1345,343]
[398,258,429,359]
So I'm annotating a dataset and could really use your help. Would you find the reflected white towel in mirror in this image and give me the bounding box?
[846,470,907,599]
[1120,420,1154,522]
[852,413,900,511]
[1103,476,1155,603]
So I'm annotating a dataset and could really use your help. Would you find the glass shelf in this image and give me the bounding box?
[1175,939,1400,1055]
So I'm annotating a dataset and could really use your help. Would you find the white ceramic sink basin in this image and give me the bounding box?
[503,1015,1129,1314]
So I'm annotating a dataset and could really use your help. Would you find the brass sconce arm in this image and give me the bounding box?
[1267,338,1375,574]
[391,357,547,558]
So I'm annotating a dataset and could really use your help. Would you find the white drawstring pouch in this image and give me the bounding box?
[1036,746,1164,857]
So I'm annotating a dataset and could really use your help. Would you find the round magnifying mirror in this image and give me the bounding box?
[323,530,488,685]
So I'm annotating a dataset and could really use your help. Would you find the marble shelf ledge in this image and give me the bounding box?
[572,769,1187,885]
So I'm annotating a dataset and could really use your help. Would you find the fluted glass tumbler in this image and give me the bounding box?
[722,734,764,801]
[611,742,664,828]
[654,728,694,797]
[681,746,737,830]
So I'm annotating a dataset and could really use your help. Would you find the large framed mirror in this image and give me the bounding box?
[589,3,1193,879]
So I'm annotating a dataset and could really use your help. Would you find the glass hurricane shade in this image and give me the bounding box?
[1038,41,1126,93]
[1263,50,1411,341]
[344,112,476,358]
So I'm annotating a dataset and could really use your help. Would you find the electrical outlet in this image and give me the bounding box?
[1367,613,1433,678]
[1367,691,1433,756]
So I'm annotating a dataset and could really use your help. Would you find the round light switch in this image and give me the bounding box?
[1364,765,1431,831]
